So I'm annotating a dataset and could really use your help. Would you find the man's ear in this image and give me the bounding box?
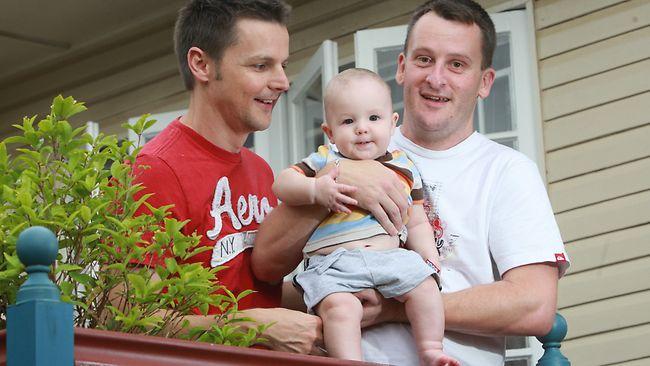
[478,67,496,99]
[321,123,334,144]
[395,52,407,86]
[187,46,213,84]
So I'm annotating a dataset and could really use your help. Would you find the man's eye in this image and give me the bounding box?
[415,56,431,65]
[369,115,380,121]
[451,61,464,69]
[342,118,354,124]
[254,64,267,71]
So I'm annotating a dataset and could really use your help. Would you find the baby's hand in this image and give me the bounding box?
[313,168,358,213]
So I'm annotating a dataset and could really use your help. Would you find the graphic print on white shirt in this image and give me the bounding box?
[422,182,459,260]
[206,176,273,266]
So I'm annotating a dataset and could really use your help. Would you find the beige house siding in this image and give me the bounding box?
[536,0,650,364]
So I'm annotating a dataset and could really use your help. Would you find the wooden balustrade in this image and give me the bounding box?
[1,226,571,365]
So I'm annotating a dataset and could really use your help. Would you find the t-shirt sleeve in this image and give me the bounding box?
[292,145,331,178]
[488,158,570,278]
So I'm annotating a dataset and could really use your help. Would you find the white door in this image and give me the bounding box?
[354,11,544,366]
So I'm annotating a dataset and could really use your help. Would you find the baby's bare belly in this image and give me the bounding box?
[308,234,400,256]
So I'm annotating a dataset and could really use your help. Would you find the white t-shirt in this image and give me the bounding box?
[362,128,570,366]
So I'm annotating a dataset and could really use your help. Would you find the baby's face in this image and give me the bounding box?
[323,77,397,160]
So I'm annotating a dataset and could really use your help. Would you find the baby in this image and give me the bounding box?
[273,68,458,366]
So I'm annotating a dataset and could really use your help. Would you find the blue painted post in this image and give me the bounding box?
[537,313,570,366]
[6,226,73,366]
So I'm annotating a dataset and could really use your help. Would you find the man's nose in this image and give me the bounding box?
[270,67,290,92]
[425,64,447,88]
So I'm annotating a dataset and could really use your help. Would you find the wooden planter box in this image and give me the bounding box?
[0,328,373,366]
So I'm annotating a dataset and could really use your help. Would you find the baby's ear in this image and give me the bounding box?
[321,122,334,143]
[392,112,399,126]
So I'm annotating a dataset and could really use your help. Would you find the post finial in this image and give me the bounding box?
[15,226,60,304]
[537,313,571,365]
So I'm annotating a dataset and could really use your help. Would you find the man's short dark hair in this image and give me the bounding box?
[404,0,496,69]
[174,0,291,90]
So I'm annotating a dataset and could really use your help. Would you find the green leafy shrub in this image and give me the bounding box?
[0,96,269,346]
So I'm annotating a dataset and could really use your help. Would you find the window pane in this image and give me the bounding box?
[506,336,528,349]
[376,47,404,123]
[493,32,511,70]
[303,96,324,152]
[484,75,512,133]
[505,358,529,366]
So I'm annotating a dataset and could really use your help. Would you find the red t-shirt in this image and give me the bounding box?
[133,119,280,311]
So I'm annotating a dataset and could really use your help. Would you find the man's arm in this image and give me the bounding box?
[358,262,559,336]
[252,203,329,283]
[108,267,323,354]
[443,263,558,336]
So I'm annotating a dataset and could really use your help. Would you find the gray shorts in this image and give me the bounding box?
[295,247,434,312]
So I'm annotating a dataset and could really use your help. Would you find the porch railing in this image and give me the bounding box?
[2,226,570,365]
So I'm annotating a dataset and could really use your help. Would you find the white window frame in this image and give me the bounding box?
[353,9,545,365]
[286,40,338,165]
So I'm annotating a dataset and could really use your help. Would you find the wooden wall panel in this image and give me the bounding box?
[565,224,650,274]
[534,0,624,30]
[561,290,650,339]
[541,59,649,121]
[544,92,649,151]
[0,27,174,112]
[538,26,650,90]
[549,157,650,212]
[537,0,650,59]
[615,359,650,366]
[0,55,180,136]
[546,125,650,183]
[556,190,650,243]
[289,0,421,54]
[559,256,650,308]
[563,323,650,366]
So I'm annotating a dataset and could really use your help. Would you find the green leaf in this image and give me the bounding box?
[79,205,92,222]
[68,271,95,288]
[127,273,147,299]
[54,264,84,273]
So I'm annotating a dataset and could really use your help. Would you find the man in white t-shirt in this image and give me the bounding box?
[252,0,570,364]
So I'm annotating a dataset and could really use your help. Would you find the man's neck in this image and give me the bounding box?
[181,94,248,153]
[401,123,474,151]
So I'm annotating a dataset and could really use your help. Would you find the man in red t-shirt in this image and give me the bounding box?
[131,0,322,354]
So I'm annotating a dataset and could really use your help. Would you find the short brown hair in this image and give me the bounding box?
[404,0,496,69]
[174,0,291,90]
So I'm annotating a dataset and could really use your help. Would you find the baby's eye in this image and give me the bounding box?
[342,118,354,124]
[369,115,380,121]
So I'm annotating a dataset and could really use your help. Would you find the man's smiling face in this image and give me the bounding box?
[396,12,494,150]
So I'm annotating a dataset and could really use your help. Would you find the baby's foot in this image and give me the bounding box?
[420,349,461,366]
